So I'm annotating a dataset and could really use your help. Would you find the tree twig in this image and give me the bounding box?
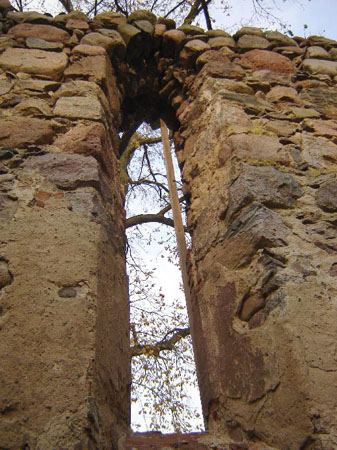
[131,327,190,357]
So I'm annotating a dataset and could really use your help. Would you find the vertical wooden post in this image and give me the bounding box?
[160,119,193,315]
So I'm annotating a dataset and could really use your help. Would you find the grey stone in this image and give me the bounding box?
[0,260,12,289]
[315,180,337,212]
[228,164,303,219]
[26,37,63,51]
[288,107,320,119]
[6,11,53,24]
[206,29,231,38]
[54,96,104,121]
[133,20,154,36]
[208,36,235,49]
[179,39,210,67]
[128,9,157,25]
[302,59,337,76]
[14,79,59,93]
[117,23,142,59]
[178,24,204,36]
[300,87,337,118]
[308,35,337,47]
[0,147,18,160]
[306,46,330,60]
[92,11,126,28]
[58,287,77,298]
[265,31,297,47]
[53,10,89,25]
[0,80,11,95]
[302,134,337,169]
[221,204,289,269]
[80,32,125,57]
[329,48,337,60]
[157,17,175,29]
[235,26,264,38]
[13,98,52,117]
[0,36,16,51]
[237,34,270,50]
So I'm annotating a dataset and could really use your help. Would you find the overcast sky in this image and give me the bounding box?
[210,0,337,39]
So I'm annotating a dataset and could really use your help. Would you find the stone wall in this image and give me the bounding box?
[0,3,337,449]
[175,28,337,450]
[0,6,130,449]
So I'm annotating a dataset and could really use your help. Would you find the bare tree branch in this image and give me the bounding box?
[183,0,212,25]
[126,213,175,229]
[130,178,170,194]
[131,327,190,357]
[125,195,186,229]
[58,0,74,12]
[164,0,186,18]
[201,0,212,30]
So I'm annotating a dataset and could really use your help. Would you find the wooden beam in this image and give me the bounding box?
[160,119,193,316]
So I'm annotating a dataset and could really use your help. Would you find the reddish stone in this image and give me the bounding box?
[35,191,51,200]
[35,199,45,207]
[8,24,70,43]
[54,122,117,176]
[66,19,89,30]
[154,23,166,37]
[64,55,108,82]
[0,117,54,148]
[0,48,68,80]
[176,100,189,118]
[53,192,64,199]
[241,49,296,73]
[23,153,100,191]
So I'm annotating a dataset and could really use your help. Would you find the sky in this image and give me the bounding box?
[27,0,337,40]
[210,0,337,39]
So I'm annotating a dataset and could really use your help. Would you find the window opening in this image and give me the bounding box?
[123,122,203,433]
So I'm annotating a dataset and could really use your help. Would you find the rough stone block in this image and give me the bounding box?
[302,58,337,76]
[54,96,104,120]
[8,23,70,43]
[23,153,100,191]
[241,49,296,73]
[0,116,54,148]
[0,48,68,80]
